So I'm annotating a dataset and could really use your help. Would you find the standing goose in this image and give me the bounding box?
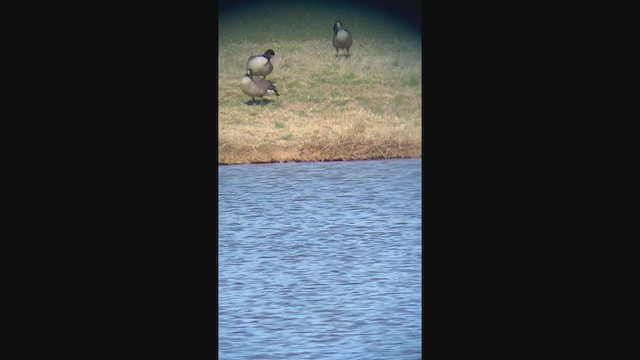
[332,21,353,56]
[241,69,280,105]
[246,49,275,79]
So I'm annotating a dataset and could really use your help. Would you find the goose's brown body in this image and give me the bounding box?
[333,21,353,55]
[241,69,279,105]
[246,49,275,78]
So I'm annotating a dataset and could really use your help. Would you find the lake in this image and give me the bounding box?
[218,158,422,359]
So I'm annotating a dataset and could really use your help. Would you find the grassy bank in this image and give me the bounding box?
[218,2,422,165]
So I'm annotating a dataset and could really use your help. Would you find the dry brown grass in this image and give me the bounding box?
[218,38,421,165]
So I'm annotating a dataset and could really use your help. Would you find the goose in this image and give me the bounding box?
[246,49,275,79]
[241,69,280,105]
[333,21,353,56]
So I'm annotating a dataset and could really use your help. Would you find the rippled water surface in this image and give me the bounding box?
[218,159,422,359]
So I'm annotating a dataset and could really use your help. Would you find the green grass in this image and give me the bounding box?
[219,1,420,43]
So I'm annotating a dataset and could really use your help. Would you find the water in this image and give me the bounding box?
[218,159,422,359]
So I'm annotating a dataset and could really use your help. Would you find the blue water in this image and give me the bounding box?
[218,158,422,359]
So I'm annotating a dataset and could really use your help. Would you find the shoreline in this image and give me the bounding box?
[218,141,422,165]
[218,154,422,166]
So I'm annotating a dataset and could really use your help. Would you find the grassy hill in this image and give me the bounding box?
[218,1,422,164]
